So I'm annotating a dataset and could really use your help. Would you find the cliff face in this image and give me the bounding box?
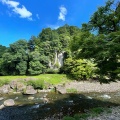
[49,52,64,69]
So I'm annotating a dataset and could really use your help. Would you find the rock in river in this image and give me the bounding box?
[23,85,37,95]
[4,99,15,106]
[28,97,34,100]
[0,85,10,94]
[0,104,5,109]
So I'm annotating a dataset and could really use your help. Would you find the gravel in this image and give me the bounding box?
[57,81,120,93]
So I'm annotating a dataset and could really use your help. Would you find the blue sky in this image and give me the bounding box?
[0,0,107,47]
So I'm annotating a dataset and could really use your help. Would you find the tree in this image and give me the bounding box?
[2,40,28,75]
[28,51,46,75]
[73,0,120,82]
[0,45,7,58]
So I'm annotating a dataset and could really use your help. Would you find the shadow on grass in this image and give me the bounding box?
[0,93,119,120]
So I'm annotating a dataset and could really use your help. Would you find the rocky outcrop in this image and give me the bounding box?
[23,85,37,95]
[4,99,15,106]
[49,51,64,69]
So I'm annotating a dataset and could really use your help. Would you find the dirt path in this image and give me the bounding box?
[56,81,120,94]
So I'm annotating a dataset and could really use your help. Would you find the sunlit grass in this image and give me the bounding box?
[0,74,70,87]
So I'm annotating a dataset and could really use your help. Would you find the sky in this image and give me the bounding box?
[0,0,108,47]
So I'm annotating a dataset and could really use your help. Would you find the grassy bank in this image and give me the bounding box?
[0,74,70,88]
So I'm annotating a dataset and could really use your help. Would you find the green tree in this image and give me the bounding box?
[73,0,120,82]
[2,40,28,75]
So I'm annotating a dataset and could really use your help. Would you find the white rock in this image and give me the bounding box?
[87,96,93,99]
[4,99,15,106]
[28,97,34,100]
[0,97,4,101]
[0,104,5,109]
[101,94,111,99]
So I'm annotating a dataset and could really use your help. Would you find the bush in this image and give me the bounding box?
[46,68,59,74]
[63,58,98,80]
[27,79,44,89]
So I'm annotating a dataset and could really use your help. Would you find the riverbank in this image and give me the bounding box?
[56,81,120,94]
[0,74,120,95]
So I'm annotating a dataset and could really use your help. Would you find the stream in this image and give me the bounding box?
[0,91,120,120]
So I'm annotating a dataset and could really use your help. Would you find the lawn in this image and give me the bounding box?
[0,74,70,87]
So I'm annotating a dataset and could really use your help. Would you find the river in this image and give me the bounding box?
[0,91,120,120]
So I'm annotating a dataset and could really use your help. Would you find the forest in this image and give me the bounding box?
[0,0,120,83]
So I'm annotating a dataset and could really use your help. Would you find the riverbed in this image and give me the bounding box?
[0,91,120,120]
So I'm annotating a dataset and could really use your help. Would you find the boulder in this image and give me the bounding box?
[16,82,26,92]
[23,85,37,95]
[0,104,5,109]
[0,97,4,101]
[0,85,10,94]
[10,81,17,89]
[4,99,15,106]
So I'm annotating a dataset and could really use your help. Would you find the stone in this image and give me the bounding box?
[101,94,111,99]
[23,85,37,95]
[26,85,34,90]
[24,89,37,95]
[16,82,26,92]
[0,104,5,109]
[10,81,17,89]
[43,98,49,103]
[28,97,34,100]
[4,99,15,106]
[0,85,10,94]
[0,97,4,101]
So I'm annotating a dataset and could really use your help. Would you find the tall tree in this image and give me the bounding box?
[72,0,120,82]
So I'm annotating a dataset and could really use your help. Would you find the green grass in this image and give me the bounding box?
[0,74,70,88]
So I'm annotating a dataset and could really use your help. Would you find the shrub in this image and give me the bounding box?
[27,79,44,89]
[63,58,98,80]
[46,68,59,74]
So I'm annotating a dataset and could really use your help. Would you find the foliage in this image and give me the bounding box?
[70,0,120,82]
[46,68,59,74]
[27,79,44,89]
[0,45,7,58]
[0,0,119,83]
[63,58,97,80]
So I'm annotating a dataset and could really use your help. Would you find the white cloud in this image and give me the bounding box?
[36,14,40,19]
[0,0,32,20]
[58,6,67,21]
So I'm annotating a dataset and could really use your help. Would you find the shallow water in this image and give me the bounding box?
[0,91,120,120]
